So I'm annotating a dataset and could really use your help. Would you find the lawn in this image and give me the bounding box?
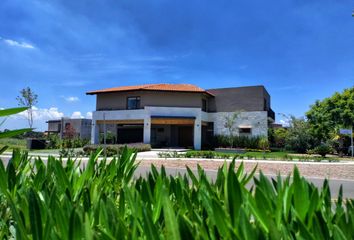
[0,137,27,150]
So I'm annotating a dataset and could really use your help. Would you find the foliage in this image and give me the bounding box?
[62,137,89,149]
[9,130,45,139]
[285,117,318,153]
[0,150,351,239]
[306,87,354,141]
[269,128,288,148]
[314,144,333,157]
[0,138,27,150]
[214,135,261,149]
[47,134,89,149]
[223,111,241,147]
[16,87,38,128]
[99,131,117,144]
[0,107,32,154]
[63,124,76,139]
[58,148,80,158]
[158,150,337,162]
[258,137,270,151]
[46,134,62,149]
[83,143,151,156]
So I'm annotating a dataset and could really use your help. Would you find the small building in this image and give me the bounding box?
[46,118,92,140]
[86,83,275,149]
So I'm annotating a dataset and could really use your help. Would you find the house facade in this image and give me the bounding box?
[87,84,274,150]
[46,118,92,140]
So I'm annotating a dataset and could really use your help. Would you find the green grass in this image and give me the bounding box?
[0,138,27,150]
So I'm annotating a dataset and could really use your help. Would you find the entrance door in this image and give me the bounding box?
[178,126,193,148]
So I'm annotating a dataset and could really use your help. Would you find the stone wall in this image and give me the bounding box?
[210,111,268,137]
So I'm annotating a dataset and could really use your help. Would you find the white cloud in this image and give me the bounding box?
[14,106,64,120]
[71,111,84,119]
[64,96,79,102]
[1,37,35,49]
[279,119,291,127]
[86,112,92,119]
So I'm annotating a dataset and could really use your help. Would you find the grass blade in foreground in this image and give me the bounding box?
[0,150,353,239]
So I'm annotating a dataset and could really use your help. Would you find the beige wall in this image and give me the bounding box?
[96,91,208,110]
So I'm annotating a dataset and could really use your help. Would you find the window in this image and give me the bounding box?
[239,128,252,134]
[127,96,141,110]
[202,99,207,112]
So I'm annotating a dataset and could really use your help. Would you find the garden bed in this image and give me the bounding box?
[158,150,340,162]
[83,143,151,156]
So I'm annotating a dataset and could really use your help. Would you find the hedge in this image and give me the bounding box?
[83,143,151,156]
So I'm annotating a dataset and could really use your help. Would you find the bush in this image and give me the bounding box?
[0,150,353,239]
[284,117,318,153]
[47,135,89,149]
[214,135,262,149]
[273,128,288,148]
[99,131,117,144]
[258,137,270,151]
[314,144,333,157]
[83,143,151,156]
[46,134,62,149]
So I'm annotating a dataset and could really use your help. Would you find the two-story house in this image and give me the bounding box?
[87,83,274,150]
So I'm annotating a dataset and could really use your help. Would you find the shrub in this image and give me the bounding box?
[99,131,117,144]
[46,134,62,149]
[214,135,262,149]
[273,128,288,148]
[284,117,318,153]
[258,137,270,151]
[83,143,151,156]
[314,144,333,157]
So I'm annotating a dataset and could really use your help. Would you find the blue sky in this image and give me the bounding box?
[0,0,353,131]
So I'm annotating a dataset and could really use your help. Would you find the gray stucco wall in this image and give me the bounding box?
[96,91,209,111]
[48,119,92,140]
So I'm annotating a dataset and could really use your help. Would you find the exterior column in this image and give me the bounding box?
[91,120,99,144]
[194,118,202,150]
[143,117,151,144]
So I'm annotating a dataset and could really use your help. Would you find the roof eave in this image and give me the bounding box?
[87,89,214,96]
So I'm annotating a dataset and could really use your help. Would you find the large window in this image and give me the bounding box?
[127,96,141,110]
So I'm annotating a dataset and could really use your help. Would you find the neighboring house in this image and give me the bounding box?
[87,83,275,150]
[46,118,92,140]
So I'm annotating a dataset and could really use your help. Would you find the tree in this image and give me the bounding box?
[306,87,354,142]
[285,116,317,153]
[223,111,241,148]
[273,128,288,148]
[64,124,76,139]
[16,87,38,128]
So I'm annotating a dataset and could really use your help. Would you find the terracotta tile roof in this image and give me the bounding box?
[86,83,214,96]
